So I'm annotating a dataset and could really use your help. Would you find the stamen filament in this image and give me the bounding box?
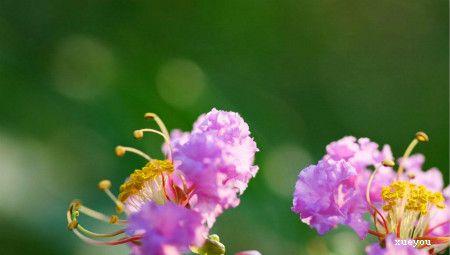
[78,205,126,225]
[72,228,142,246]
[115,146,152,161]
[397,132,428,177]
[368,229,385,238]
[104,189,125,213]
[397,139,418,177]
[425,220,450,235]
[134,128,173,160]
[144,113,170,139]
[365,165,389,234]
[77,224,125,238]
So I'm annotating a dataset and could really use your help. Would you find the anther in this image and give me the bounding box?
[71,200,82,210]
[68,220,79,230]
[382,159,395,167]
[109,215,119,224]
[115,146,126,157]
[144,113,155,119]
[415,131,429,142]
[144,112,170,139]
[114,146,152,161]
[116,204,124,213]
[98,180,112,190]
[134,130,144,139]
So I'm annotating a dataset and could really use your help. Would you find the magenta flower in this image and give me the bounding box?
[292,132,449,255]
[399,154,444,192]
[66,110,259,255]
[324,136,397,204]
[127,202,207,255]
[168,108,259,226]
[292,159,369,238]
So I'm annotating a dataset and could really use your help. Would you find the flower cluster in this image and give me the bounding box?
[67,109,259,255]
[292,132,449,254]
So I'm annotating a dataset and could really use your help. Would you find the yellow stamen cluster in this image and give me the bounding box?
[118,159,174,202]
[382,181,445,215]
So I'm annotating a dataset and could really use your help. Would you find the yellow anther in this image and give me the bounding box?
[381,181,445,214]
[144,113,156,119]
[115,146,126,157]
[118,159,174,202]
[382,159,395,167]
[98,180,112,190]
[109,215,119,224]
[134,130,144,139]
[407,173,416,179]
[67,220,79,230]
[415,131,429,142]
[71,200,82,210]
[116,204,124,213]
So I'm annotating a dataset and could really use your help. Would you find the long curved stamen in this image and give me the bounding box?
[425,220,450,235]
[98,180,124,213]
[134,128,173,160]
[397,131,429,177]
[77,224,125,238]
[144,113,174,161]
[73,228,141,246]
[368,229,385,238]
[366,161,392,235]
[115,146,152,161]
[67,205,135,246]
[78,204,126,225]
[144,113,170,139]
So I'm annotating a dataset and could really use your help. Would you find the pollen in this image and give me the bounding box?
[118,159,174,202]
[381,181,445,215]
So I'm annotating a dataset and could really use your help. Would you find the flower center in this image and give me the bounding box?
[381,181,445,238]
[382,181,445,214]
[118,159,174,203]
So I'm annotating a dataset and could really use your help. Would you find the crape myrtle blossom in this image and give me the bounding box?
[166,108,259,226]
[292,132,449,254]
[66,109,260,255]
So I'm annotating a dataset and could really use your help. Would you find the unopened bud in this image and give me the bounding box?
[196,234,226,255]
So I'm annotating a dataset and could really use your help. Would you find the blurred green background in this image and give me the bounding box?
[0,1,448,254]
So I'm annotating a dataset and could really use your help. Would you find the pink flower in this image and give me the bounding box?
[127,202,207,255]
[326,136,396,205]
[292,159,369,239]
[168,108,259,226]
[326,137,392,172]
[293,132,449,254]
[426,186,450,237]
[399,154,443,192]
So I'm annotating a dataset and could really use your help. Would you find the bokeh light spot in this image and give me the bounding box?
[52,35,116,100]
[330,231,363,255]
[262,144,313,198]
[156,58,206,108]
